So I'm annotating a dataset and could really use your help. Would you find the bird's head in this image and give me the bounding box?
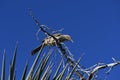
[59,34,73,43]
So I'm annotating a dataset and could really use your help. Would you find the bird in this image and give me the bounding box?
[31,33,73,55]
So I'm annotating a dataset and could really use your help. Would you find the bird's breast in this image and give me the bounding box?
[44,37,56,46]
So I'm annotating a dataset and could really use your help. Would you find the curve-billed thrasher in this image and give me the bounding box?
[31,33,72,55]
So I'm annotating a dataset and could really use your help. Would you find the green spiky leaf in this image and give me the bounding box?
[1,50,6,80]
[9,43,18,80]
[21,60,28,80]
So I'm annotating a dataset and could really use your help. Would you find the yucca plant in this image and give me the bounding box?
[0,43,82,80]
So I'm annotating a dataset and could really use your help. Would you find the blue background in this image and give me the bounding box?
[0,0,120,79]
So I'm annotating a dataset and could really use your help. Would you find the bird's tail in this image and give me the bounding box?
[31,44,44,55]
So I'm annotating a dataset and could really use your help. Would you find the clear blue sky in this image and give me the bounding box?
[0,0,120,80]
